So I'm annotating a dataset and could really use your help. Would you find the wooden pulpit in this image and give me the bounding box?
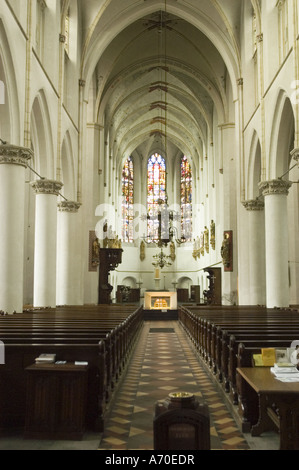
[98,248,123,304]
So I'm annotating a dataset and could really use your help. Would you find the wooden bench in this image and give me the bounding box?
[0,342,107,432]
[0,305,143,435]
[236,366,299,449]
[178,304,299,438]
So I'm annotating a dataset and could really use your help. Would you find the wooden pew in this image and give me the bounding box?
[220,328,299,389]
[178,304,299,436]
[0,305,143,436]
[228,336,295,404]
[235,341,299,432]
[0,341,107,433]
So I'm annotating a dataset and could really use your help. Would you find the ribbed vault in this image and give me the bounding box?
[81,1,241,172]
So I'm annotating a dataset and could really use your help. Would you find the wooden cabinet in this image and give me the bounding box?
[116,286,140,303]
[24,363,88,440]
[177,288,189,303]
[190,285,200,303]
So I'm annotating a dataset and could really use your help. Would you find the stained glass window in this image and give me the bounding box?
[181,156,192,242]
[121,156,134,243]
[147,153,166,241]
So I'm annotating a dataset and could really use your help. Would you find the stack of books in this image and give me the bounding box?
[270,363,299,382]
[35,353,56,364]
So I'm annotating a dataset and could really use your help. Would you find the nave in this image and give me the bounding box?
[0,321,279,451]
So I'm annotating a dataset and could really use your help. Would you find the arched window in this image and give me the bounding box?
[147,153,166,241]
[64,7,70,55]
[121,157,134,243]
[36,0,46,60]
[181,156,192,242]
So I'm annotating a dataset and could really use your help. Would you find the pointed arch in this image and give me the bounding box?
[147,153,166,241]
[247,130,262,199]
[269,90,295,179]
[30,90,55,178]
[81,2,240,103]
[0,19,20,143]
[180,155,192,241]
[121,156,134,243]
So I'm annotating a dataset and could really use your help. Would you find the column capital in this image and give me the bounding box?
[242,199,264,211]
[31,179,63,196]
[0,144,33,167]
[58,200,81,213]
[258,179,292,196]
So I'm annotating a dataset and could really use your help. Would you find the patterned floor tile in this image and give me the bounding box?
[111,417,130,425]
[106,426,128,435]
[99,321,250,451]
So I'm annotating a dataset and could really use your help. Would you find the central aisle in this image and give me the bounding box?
[99,321,250,450]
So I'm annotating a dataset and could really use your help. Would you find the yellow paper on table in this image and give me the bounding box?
[253,354,264,366]
[261,348,276,367]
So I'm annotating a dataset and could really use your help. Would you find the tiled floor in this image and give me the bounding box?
[99,321,252,451]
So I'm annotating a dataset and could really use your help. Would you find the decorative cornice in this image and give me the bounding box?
[290,147,299,163]
[37,0,47,11]
[0,145,33,167]
[58,201,81,213]
[242,199,264,211]
[31,179,63,196]
[258,179,292,196]
[257,33,263,42]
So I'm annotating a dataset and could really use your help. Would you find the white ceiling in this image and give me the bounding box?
[80,0,242,168]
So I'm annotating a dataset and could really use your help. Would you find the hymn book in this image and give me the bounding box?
[35,354,56,364]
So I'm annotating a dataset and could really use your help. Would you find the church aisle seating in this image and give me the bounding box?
[0,305,143,435]
[178,305,299,432]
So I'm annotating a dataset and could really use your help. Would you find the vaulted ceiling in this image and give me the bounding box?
[80,0,242,170]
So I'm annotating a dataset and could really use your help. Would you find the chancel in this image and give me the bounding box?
[0,0,298,452]
[144,291,178,311]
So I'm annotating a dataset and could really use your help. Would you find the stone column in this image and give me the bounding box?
[31,179,63,308]
[0,145,32,313]
[57,201,82,306]
[242,199,266,306]
[289,149,299,305]
[259,179,292,308]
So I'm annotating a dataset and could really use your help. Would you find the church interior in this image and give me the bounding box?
[0,0,299,451]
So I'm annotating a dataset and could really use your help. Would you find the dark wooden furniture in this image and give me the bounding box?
[237,367,299,450]
[203,267,221,305]
[116,286,140,303]
[190,285,200,303]
[178,304,299,435]
[98,248,123,304]
[0,305,143,435]
[25,362,88,440]
[177,288,189,303]
[154,393,210,450]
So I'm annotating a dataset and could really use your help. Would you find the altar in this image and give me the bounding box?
[144,292,178,311]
